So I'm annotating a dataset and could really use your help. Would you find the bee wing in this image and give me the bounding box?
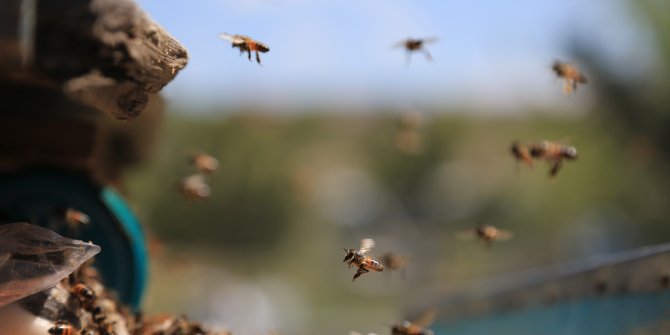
[359,238,375,254]
[0,223,101,308]
[549,160,563,178]
[391,40,407,48]
[183,173,206,185]
[422,37,439,44]
[412,308,437,328]
[218,33,245,44]
[457,229,477,241]
[496,230,514,241]
[552,136,573,146]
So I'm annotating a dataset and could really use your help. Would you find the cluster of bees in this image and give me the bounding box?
[47,262,230,335]
[178,152,219,201]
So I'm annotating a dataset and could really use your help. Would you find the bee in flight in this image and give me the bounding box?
[218,33,270,65]
[458,224,514,249]
[178,174,211,201]
[529,140,578,177]
[380,252,410,279]
[552,60,588,95]
[393,37,439,66]
[510,141,534,170]
[52,207,90,234]
[188,151,219,174]
[391,308,436,335]
[343,238,384,282]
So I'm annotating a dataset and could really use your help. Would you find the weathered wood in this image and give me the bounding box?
[0,0,188,120]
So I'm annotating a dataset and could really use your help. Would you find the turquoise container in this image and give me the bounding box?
[0,171,148,309]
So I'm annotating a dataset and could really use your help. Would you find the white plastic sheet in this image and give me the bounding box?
[0,222,100,307]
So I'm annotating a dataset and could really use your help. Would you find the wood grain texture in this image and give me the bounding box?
[0,0,188,120]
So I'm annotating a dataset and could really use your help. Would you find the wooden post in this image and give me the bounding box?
[0,0,188,120]
[0,0,188,182]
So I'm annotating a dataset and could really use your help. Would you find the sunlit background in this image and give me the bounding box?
[115,1,670,334]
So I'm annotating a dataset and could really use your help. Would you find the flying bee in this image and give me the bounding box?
[552,60,588,95]
[48,321,77,335]
[380,252,410,279]
[391,309,436,335]
[52,207,90,233]
[188,151,219,174]
[458,224,514,249]
[510,141,533,170]
[529,140,578,177]
[393,37,438,66]
[218,33,270,65]
[64,208,90,227]
[177,174,211,200]
[343,238,384,282]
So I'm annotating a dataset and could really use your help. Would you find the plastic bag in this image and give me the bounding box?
[0,222,100,307]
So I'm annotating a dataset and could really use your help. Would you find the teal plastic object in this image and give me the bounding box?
[0,171,148,309]
[100,187,148,309]
[422,243,670,335]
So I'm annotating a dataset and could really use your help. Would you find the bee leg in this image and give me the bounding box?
[256,51,262,65]
[247,50,252,61]
[352,267,369,282]
[549,160,562,178]
[423,49,433,62]
[562,80,573,95]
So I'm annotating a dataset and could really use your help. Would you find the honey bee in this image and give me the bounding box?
[458,224,514,249]
[178,174,211,200]
[48,321,77,335]
[53,207,90,233]
[71,283,96,309]
[343,238,384,282]
[510,141,533,170]
[393,37,438,66]
[552,60,588,95]
[65,209,90,227]
[529,140,578,177]
[380,252,409,279]
[391,309,436,335]
[189,152,219,174]
[219,33,270,65]
[91,305,107,324]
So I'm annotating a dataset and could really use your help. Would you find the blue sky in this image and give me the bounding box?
[137,0,650,112]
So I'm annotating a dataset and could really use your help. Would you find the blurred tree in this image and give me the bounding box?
[571,0,670,239]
